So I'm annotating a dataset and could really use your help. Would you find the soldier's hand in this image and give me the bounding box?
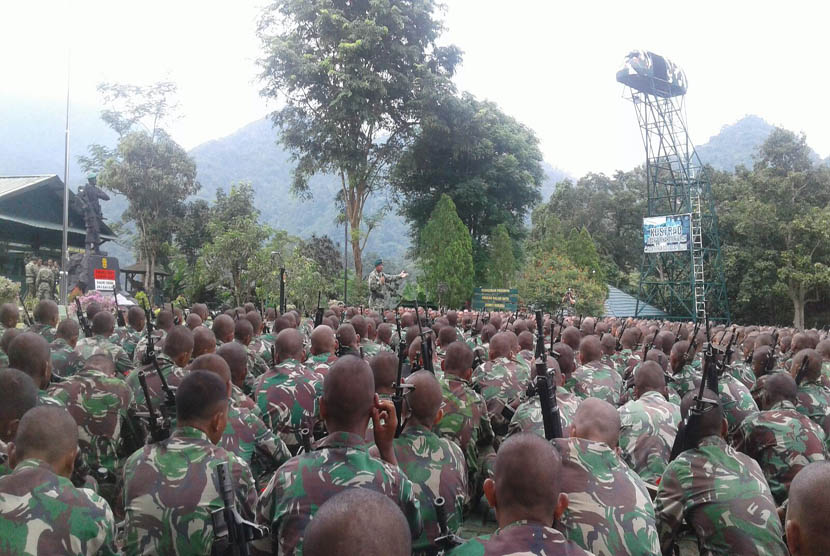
[379,275,385,285]
[371,395,398,465]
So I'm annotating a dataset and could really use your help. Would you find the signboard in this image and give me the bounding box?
[643,214,691,253]
[472,287,519,311]
[86,255,120,293]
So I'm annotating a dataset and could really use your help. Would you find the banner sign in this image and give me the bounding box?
[643,214,691,253]
[472,287,519,311]
[87,256,120,293]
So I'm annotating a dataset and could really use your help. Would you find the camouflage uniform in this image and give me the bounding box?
[473,357,526,437]
[250,334,274,366]
[554,437,660,556]
[795,378,830,432]
[110,325,143,361]
[125,354,186,415]
[50,337,85,378]
[436,375,494,486]
[613,348,641,378]
[506,387,580,439]
[38,389,66,407]
[75,334,134,376]
[0,444,8,479]
[673,366,758,436]
[0,458,118,555]
[734,399,828,504]
[304,352,338,378]
[122,426,258,556]
[48,368,134,484]
[132,328,167,366]
[450,520,593,555]
[36,265,54,300]
[367,268,404,311]
[726,360,757,391]
[393,425,468,553]
[568,360,623,406]
[655,434,788,556]
[220,402,291,490]
[618,390,680,484]
[360,338,381,359]
[237,339,270,380]
[27,322,57,343]
[254,431,422,555]
[669,364,700,399]
[253,359,323,453]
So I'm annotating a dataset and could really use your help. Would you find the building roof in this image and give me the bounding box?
[0,174,117,249]
[604,285,668,318]
[121,262,170,276]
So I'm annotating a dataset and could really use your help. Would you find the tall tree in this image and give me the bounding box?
[257,0,461,280]
[487,224,516,287]
[420,194,473,308]
[89,82,199,299]
[391,92,544,271]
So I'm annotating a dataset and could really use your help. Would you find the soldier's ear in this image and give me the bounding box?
[7,442,18,469]
[483,478,497,510]
[433,408,444,426]
[553,492,569,524]
[785,520,801,555]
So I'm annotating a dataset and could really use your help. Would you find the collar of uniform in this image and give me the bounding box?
[316,431,370,451]
[360,339,374,346]
[400,424,433,438]
[275,358,301,368]
[492,356,511,365]
[51,337,69,348]
[445,374,471,386]
[172,426,211,443]
[495,519,559,535]
[696,434,727,449]
[308,352,333,363]
[769,399,797,412]
[639,390,666,403]
[12,458,53,474]
[568,437,618,460]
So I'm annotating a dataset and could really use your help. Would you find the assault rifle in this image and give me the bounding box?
[795,354,811,386]
[135,368,172,442]
[679,320,701,369]
[615,318,629,352]
[704,319,718,394]
[471,312,480,338]
[18,295,33,327]
[433,497,464,553]
[553,310,564,344]
[114,292,126,328]
[642,330,658,360]
[76,297,92,337]
[313,292,324,328]
[142,305,177,416]
[719,326,738,374]
[392,314,413,438]
[171,303,180,326]
[760,329,779,376]
[413,297,434,374]
[211,462,269,556]
[535,310,562,440]
[576,314,583,330]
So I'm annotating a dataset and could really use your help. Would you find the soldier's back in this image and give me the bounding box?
[570,360,622,405]
[50,337,85,378]
[796,379,830,432]
[123,426,257,556]
[219,402,291,490]
[618,390,680,484]
[450,521,594,556]
[554,436,660,556]
[507,388,580,440]
[0,458,118,555]
[436,375,494,478]
[75,335,133,376]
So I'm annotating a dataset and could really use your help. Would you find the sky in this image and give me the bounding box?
[2,0,829,177]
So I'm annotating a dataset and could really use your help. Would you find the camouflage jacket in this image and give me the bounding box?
[506,387,580,440]
[38,389,66,407]
[122,426,258,556]
[231,384,261,417]
[250,335,274,366]
[220,402,291,490]
[125,353,186,415]
[253,359,323,453]
[50,337,85,378]
[254,431,422,555]
[555,437,660,556]
[110,325,143,361]
[435,375,495,481]
[613,348,641,378]
[49,368,134,476]
[795,379,830,432]
[0,458,118,555]
[672,366,758,435]
[131,328,167,365]
[569,360,623,406]
[393,425,468,552]
[655,435,788,556]
[449,520,594,555]
[360,338,382,359]
[618,390,681,484]
[473,356,527,434]
[237,339,270,380]
[27,322,57,343]
[75,334,134,376]
[304,352,338,378]
[734,400,828,505]
[726,360,757,391]
[669,364,700,399]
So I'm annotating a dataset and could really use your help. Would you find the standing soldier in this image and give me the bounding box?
[36,260,54,301]
[24,257,38,300]
[367,259,407,312]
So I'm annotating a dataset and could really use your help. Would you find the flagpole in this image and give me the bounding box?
[60,49,71,306]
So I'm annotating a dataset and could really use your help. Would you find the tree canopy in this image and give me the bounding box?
[419,194,474,308]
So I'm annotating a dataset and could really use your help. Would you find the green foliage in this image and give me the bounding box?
[257,0,461,280]
[518,251,606,315]
[391,92,544,270]
[0,276,20,305]
[487,224,516,287]
[419,195,473,308]
[176,199,211,267]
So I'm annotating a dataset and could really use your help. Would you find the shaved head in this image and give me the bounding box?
[561,326,581,351]
[56,319,80,342]
[491,434,563,521]
[322,355,374,430]
[8,332,51,388]
[571,398,621,448]
[303,488,411,556]
[234,319,254,345]
[763,373,797,408]
[444,342,474,375]
[439,326,458,347]
[0,303,18,328]
[185,313,203,330]
[552,343,575,375]
[405,371,443,423]
[162,326,194,360]
[369,351,398,395]
[787,462,830,555]
[791,349,822,383]
[489,333,512,359]
[311,325,336,355]
[217,341,249,386]
[600,333,616,356]
[91,311,115,336]
[212,315,235,343]
[680,388,724,438]
[0,368,38,442]
[578,335,602,364]
[635,361,666,397]
[192,326,217,358]
[13,406,77,465]
[33,300,59,326]
[190,353,232,387]
[336,324,358,350]
[276,328,304,362]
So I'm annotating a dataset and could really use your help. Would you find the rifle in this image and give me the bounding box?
[313,292,323,328]
[554,310,564,344]
[391,314,414,438]
[135,368,172,443]
[433,497,463,553]
[669,350,719,461]
[576,314,583,330]
[615,318,629,352]
[761,330,779,376]
[142,305,177,413]
[75,297,92,337]
[679,321,701,369]
[795,355,811,386]
[471,312,480,338]
[720,326,738,373]
[535,310,562,440]
[298,428,312,454]
[673,322,682,345]
[18,296,33,327]
[643,330,657,360]
[210,462,269,556]
[114,292,126,328]
[170,303,180,326]
[704,318,718,394]
[413,297,434,373]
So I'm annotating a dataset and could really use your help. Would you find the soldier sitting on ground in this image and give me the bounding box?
[7,332,63,407]
[786,461,830,556]
[0,303,19,335]
[0,368,38,478]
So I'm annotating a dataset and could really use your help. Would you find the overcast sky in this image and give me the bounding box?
[3,0,829,177]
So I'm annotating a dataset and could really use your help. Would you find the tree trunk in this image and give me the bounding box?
[146,253,156,303]
[348,204,364,280]
[791,282,805,330]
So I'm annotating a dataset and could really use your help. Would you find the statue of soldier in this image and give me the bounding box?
[78,173,109,254]
[367,258,407,312]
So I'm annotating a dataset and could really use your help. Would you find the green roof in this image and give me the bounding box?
[604,285,667,318]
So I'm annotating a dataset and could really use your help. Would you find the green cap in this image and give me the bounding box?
[374,258,383,267]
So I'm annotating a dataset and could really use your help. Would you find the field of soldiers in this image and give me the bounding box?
[0,298,826,555]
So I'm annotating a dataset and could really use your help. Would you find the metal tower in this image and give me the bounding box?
[617,51,729,322]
